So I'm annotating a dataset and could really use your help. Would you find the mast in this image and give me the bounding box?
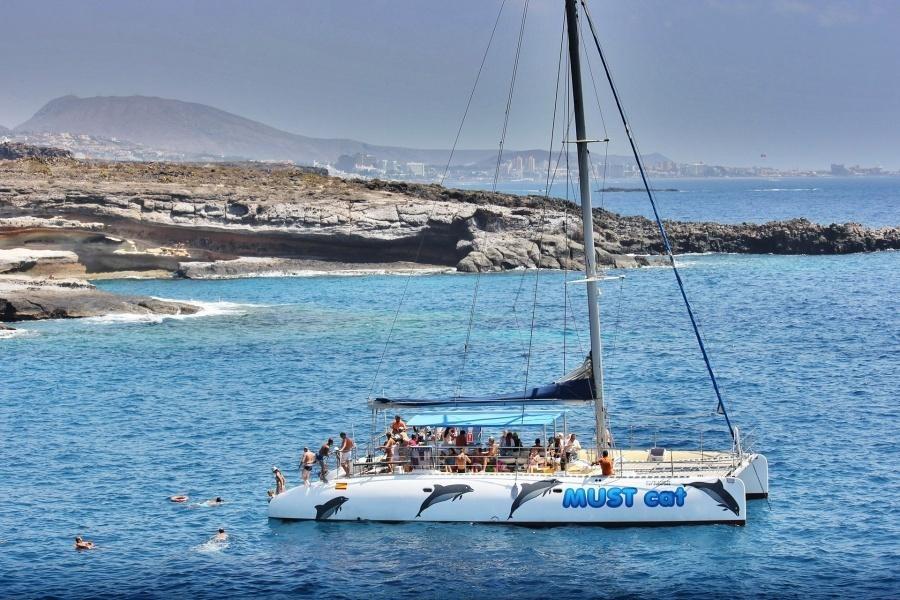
[564,0,609,448]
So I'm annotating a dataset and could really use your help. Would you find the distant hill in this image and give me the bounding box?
[14,95,498,166]
[13,95,670,168]
[0,124,10,135]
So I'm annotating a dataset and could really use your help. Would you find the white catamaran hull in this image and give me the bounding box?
[268,473,748,526]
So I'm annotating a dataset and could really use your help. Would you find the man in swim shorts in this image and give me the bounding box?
[338,432,355,477]
[301,447,316,486]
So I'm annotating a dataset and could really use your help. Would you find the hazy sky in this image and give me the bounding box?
[1,0,897,169]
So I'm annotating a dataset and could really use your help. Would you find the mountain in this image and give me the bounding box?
[0,124,9,135]
[15,95,500,166]
[14,95,670,168]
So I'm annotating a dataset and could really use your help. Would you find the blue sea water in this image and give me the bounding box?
[2,182,899,598]
[479,176,900,227]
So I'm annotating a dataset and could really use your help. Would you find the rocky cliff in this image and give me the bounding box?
[0,155,897,283]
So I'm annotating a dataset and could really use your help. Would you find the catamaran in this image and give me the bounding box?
[268,0,768,526]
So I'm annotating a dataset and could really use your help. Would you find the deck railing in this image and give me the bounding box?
[314,443,745,480]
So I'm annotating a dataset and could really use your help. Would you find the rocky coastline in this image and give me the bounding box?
[1,151,898,322]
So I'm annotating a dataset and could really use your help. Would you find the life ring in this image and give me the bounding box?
[170,495,189,503]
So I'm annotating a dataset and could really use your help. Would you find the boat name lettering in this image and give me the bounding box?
[562,486,687,509]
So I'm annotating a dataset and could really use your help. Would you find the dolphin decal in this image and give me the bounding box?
[686,481,740,516]
[416,484,474,517]
[508,479,561,519]
[314,496,349,520]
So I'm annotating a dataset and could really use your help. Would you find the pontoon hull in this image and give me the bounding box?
[268,473,747,526]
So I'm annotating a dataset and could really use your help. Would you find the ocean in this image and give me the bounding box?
[1,178,898,598]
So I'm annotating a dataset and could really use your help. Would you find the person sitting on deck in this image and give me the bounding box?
[391,415,407,435]
[526,447,542,473]
[531,438,543,454]
[455,447,472,473]
[593,450,615,476]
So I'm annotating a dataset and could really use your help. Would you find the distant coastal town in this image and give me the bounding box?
[329,150,897,183]
[2,130,894,184]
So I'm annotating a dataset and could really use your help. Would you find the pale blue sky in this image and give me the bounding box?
[0,0,897,169]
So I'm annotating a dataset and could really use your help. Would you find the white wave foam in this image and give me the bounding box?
[194,539,229,554]
[82,300,264,325]
[0,327,38,340]
[191,267,453,279]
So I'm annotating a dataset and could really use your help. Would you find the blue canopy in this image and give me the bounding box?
[406,411,562,428]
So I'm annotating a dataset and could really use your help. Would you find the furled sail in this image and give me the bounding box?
[371,357,595,409]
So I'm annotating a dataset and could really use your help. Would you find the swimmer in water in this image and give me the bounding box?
[204,497,224,506]
[213,528,228,543]
[74,536,95,550]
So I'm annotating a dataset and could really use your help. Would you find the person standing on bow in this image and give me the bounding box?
[300,447,316,486]
[272,466,286,495]
[338,432,355,477]
[315,438,333,483]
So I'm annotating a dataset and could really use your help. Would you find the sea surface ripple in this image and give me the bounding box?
[2,256,898,597]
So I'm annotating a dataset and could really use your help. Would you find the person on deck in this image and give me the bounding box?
[526,448,542,473]
[382,434,397,474]
[455,428,468,447]
[273,466,286,494]
[481,437,498,471]
[391,415,407,435]
[564,433,582,462]
[301,447,316,486]
[316,439,334,483]
[338,432,355,477]
[594,449,615,476]
[455,447,472,473]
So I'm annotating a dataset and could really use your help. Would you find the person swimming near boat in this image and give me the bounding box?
[338,432,355,477]
[273,466,286,495]
[316,439,334,483]
[213,528,228,543]
[300,447,316,486]
[74,536,95,550]
[593,450,615,476]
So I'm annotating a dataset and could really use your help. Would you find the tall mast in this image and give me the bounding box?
[564,0,608,448]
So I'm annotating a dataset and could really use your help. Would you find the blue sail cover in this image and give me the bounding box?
[372,358,595,409]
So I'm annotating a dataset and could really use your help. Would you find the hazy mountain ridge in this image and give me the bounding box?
[13,95,672,168]
[13,95,500,166]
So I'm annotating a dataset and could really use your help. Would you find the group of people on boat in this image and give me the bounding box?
[266,414,615,490]
[372,415,599,475]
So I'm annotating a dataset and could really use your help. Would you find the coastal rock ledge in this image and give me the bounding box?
[0,156,897,282]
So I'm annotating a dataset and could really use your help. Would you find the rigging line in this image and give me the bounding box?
[512,10,566,382]
[491,0,530,193]
[522,4,565,396]
[456,0,530,398]
[440,0,509,186]
[579,0,736,441]
[365,2,508,400]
